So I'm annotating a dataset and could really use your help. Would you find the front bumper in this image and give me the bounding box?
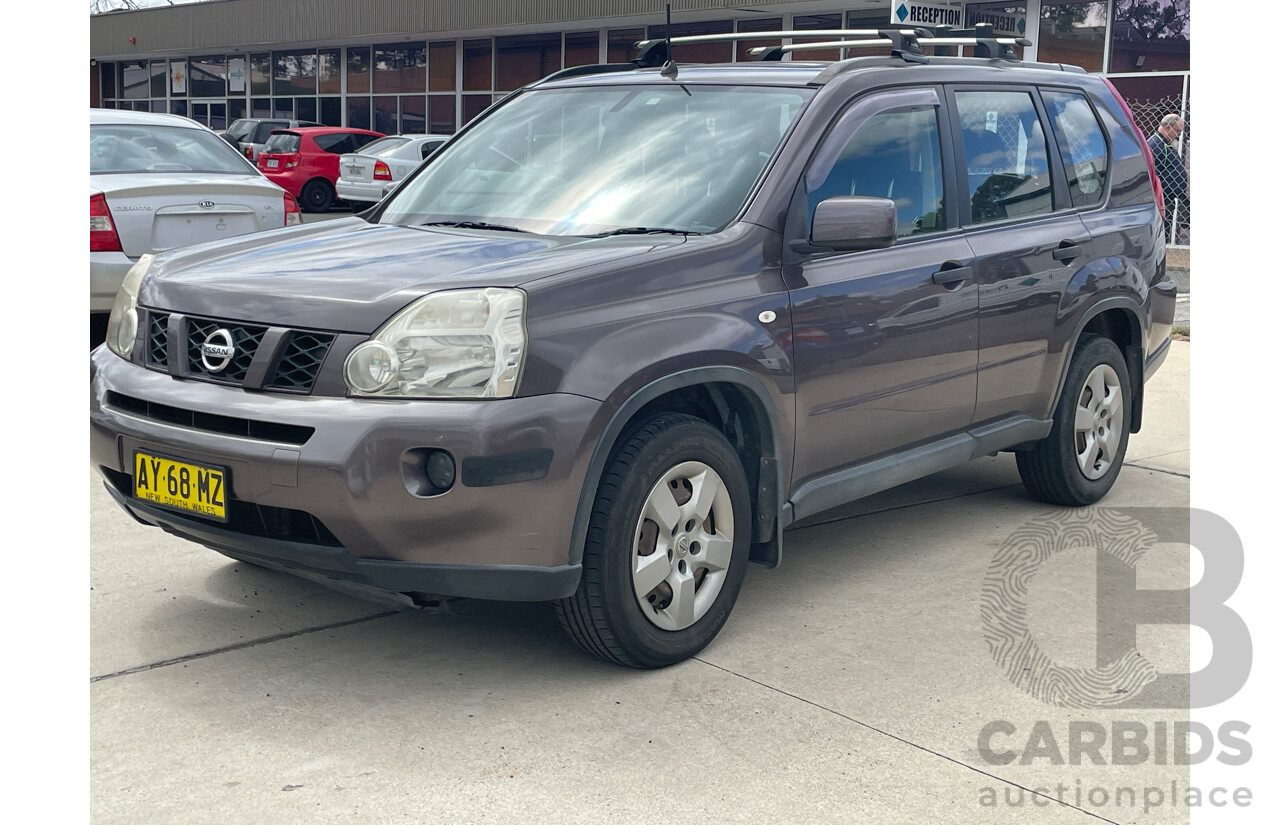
[91,347,606,600]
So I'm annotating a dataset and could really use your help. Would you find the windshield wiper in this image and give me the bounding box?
[420,220,530,233]
[585,227,704,238]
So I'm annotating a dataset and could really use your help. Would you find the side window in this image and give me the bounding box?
[351,133,379,151]
[422,140,443,160]
[805,104,947,239]
[314,134,354,154]
[1042,89,1109,208]
[955,91,1052,224]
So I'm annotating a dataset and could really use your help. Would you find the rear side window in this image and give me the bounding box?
[421,140,445,160]
[263,133,300,153]
[351,133,380,151]
[805,105,947,239]
[955,91,1052,224]
[1042,90,1108,208]
[314,133,357,154]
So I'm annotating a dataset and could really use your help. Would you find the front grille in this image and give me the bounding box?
[106,391,314,445]
[147,312,168,369]
[186,317,267,384]
[100,466,342,548]
[265,331,335,392]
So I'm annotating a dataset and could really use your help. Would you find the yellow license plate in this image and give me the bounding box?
[133,452,228,521]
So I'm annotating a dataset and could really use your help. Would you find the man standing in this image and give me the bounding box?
[1147,113,1188,243]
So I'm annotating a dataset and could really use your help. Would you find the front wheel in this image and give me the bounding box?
[299,179,334,213]
[555,414,752,668]
[1017,334,1132,506]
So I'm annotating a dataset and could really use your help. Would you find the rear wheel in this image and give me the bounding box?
[555,414,751,668]
[299,179,334,213]
[1017,334,1132,506]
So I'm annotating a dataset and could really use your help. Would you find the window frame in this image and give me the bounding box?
[942,83,1070,229]
[1038,83,1115,212]
[792,85,961,258]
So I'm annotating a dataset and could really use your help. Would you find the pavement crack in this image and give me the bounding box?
[90,611,400,683]
[1124,462,1190,479]
[692,657,1120,824]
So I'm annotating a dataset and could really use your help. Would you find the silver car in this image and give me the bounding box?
[335,135,448,209]
[90,109,301,315]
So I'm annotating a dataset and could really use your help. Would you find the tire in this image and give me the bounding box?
[555,413,752,668]
[1017,334,1132,506]
[299,179,334,213]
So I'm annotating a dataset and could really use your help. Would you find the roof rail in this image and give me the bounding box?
[534,63,638,85]
[633,25,1029,66]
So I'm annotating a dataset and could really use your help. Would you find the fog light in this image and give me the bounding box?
[426,450,456,491]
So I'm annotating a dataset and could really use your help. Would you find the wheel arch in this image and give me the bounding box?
[568,367,786,570]
[1057,297,1147,433]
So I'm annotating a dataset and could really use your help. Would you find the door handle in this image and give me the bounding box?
[932,264,971,287]
[1052,241,1083,262]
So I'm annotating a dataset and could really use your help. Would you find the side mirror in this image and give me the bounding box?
[810,196,897,252]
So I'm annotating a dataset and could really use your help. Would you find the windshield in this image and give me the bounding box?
[90,124,258,175]
[379,84,813,235]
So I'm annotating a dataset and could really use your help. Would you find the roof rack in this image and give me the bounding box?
[632,24,1030,67]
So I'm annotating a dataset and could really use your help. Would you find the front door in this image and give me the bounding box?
[787,87,978,491]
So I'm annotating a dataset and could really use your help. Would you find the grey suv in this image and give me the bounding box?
[90,28,1176,668]
[222,117,323,162]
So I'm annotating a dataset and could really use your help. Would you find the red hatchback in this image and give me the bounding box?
[257,126,384,212]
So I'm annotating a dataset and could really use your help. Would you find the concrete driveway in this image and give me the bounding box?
[91,343,1191,824]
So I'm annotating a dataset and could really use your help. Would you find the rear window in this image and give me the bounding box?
[252,121,288,143]
[225,119,255,141]
[263,133,301,154]
[359,137,410,157]
[90,124,256,175]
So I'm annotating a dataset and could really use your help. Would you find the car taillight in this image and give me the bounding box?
[1103,78,1165,222]
[374,160,392,181]
[245,145,254,160]
[285,153,301,169]
[284,192,302,227]
[90,193,123,252]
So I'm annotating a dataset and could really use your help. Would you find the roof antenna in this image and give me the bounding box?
[660,3,679,79]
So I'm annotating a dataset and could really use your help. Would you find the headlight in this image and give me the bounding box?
[105,254,154,359]
[344,288,527,399]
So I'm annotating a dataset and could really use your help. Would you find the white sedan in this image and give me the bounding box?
[336,135,449,210]
[90,109,302,316]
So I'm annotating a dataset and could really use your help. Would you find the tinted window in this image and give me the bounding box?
[225,119,254,141]
[352,133,381,151]
[955,90,1052,224]
[805,104,947,239]
[263,133,301,153]
[90,125,255,174]
[1043,89,1108,208]
[253,121,287,143]
[422,140,444,160]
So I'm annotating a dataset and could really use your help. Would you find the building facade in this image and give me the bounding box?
[90,0,1190,243]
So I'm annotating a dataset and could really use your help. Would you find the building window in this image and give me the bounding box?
[347,47,371,94]
[374,95,400,134]
[189,55,226,98]
[1108,0,1189,73]
[430,42,456,91]
[374,45,426,94]
[607,29,644,64]
[462,94,491,126]
[318,49,341,94]
[250,54,271,96]
[320,97,342,127]
[429,95,455,134]
[121,62,147,99]
[402,95,426,134]
[1037,2,1108,73]
[495,33,562,92]
[150,61,167,97]
[348,96,371,130]
[565,31,600,68]
[275,50,317,96]
[463,40,492,92]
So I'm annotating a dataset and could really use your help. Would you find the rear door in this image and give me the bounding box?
[946,86,1090,425]
[788,87,979,488]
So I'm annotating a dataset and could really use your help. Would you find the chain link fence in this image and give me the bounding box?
[1123,93,1190,246]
